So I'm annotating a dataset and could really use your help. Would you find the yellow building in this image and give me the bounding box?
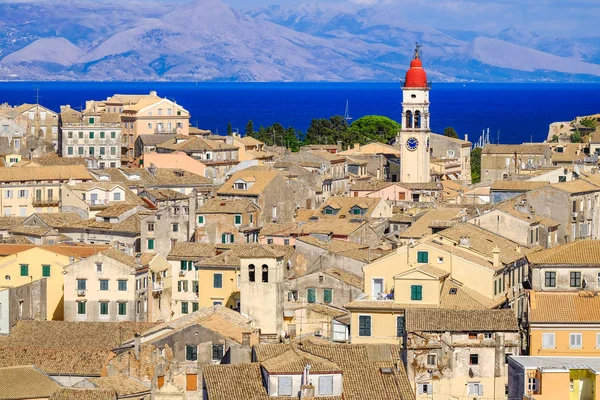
[347,223,528,344]
[509,355,600,400]
[195,249,241,309]
[0,165,93,216]
[0,244,106,320]
[529,291,600,357]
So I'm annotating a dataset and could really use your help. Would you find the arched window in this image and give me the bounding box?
[405,111,413,128]
[414,111,421,128]
[262,264,269,283]
[248,264,255,282]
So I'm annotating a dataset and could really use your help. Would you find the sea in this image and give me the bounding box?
[1,82,599,144]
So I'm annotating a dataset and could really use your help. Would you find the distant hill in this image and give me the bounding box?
[0,0,599,82]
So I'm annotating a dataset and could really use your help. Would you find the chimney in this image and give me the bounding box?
[133,333,141,360]
[68,256,75,264]
[242,332,251,347]
[353,143,359,150]
[300,385,315,399]
[516,245,522,253]
[458,236,470,248]
[149,91,157,96]
[464,134,469,142]
[336,141,343,152]
[492,246,500,269]
[148,163,157,176]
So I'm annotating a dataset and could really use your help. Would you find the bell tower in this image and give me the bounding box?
[400,44,431,183]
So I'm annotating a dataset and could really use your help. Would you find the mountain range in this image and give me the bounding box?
[0,0,599,82]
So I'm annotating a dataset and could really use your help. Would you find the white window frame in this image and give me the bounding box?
[569,333,582,349]
[527,377,538,393]
[318,376,333,396]
[418,383,432,395]
[596,333,600,349]
[542,332,555,349]
[371,277,384,300]
[278,376,292,396]
[426,354,436,366]
[468,382,483,396]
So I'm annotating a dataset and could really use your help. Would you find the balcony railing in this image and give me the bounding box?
[152,282,163,292]
[33,198,60,207]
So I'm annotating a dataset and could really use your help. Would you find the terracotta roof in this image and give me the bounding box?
[239,136,264,146]
[205,341,414,400]
[551,179,600,194]
[0,365,61,400]
[349,180,393,192]
[95,203,139,218]
[494,198,560,227]
[0,320,156,376]
[89,376,150,396]
[0,165,92,182]
[322,267,364,289]
[137,305,257,346]
[262,349,341,374]
[297,236,366,253]
[198,198,258,214]
[9,225,54,236]
[552,143,587,163]
[490,181,550,191]
[399,208,464,239]
[304,303,349,318]
[527,240,600,266]
[439,223,530,264]
[315,197,383,219]
[260,222,298,237]
[529,291,600,324]
[405,309,518,332]
[28,212,84,228]
[33,153,87,166]
[217,167,282,196]
[137,134,176,146]
[157,136,237,152]
[50,388,116,400]
[482,143,549,155]
[0,216,26,230]
[73,214,141,234]
[100,248,138,269]
[93,168,210,187]
[141,189,189,202]
[408,264,450,279]
[296,219,366,237]
[168,242,216,260]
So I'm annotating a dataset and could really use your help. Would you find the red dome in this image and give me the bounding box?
[404,57,428,88]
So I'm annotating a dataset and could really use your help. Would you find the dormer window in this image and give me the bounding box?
[349,206,365,216]
[89,117,95,124]
[235,182,247,190]
[323,206,338,215]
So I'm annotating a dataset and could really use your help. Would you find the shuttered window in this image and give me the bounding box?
[186,374,198,391]
[542,333,555,348]
[157,376,165,388]
[411,285,423,301]
[545,272,556,287]
[42,265,50,277]
[318,376,333,395]
[358,315,371,337]
[397,316,405,337]
[20,264,28,277]
[212,344,224,360]
[323,289,332,304]
[214,273,223,288]
[181,302,189,314]
[99,302,108,315]
[307,288,316,303]
[417,251,428,263]
[234,215,242,225]
[418,384,432,394]
[570,333,582,348]
[278,376,292,396]
[147,239,154,250]
[185,345,197,361]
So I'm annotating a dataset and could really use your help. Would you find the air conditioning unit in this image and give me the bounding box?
[77,290,86,296]
[179,270,186,276]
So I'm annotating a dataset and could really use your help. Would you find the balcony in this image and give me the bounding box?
[152,282,163,292]
[33,198,60,207]
[88,199,110,206]
[154,128,179,134]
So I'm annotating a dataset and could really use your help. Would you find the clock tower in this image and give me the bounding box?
[400,45,431,183]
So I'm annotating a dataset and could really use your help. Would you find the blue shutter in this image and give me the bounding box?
[307,288,316,303]
[214,274,223,288]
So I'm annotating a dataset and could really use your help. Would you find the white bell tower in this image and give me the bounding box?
[400,44,431,183]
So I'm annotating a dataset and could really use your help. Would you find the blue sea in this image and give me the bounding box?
[1,82,599,144]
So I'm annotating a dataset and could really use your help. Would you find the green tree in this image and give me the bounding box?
[444,127,459,139]
[304,116,350,147]
[571,129,582,143]
[245,120,254,137]
[347,115,401,145]
[227,122,233,136]
[471,147,482,184]
[580,117,598,129]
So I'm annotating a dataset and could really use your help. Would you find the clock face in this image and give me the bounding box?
[406,137,419,151]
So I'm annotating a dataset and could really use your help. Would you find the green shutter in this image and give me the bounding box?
[235,215,241,225]
[417,251,428,263]
[20,264,28,277]
[178,281,182,292]
[397,316,405,337]
[198,216,204,224]
[230,234,234,244]
[42,265,50,277]
[100,302,108,315]
[192,302,199,312]
[214,274,223,288]
[323,289,332,304]
[148,239,154,250]
[411,285,422,301]
[307,288,316,303]
[222,234,226,244]
[181,302,189,314]
[359,315,371,336]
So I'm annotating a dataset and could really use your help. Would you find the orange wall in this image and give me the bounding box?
[530,327,600,356]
